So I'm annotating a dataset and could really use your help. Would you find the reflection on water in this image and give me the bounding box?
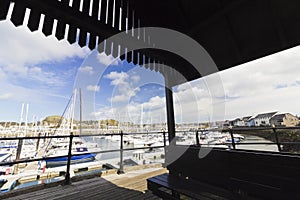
[14,177,64,190]
[83,137,137,160]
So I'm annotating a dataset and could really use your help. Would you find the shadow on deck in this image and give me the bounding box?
[0,167,166,200]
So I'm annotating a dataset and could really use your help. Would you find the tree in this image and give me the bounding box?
[43,115,64,126]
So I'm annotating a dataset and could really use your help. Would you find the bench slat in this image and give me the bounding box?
[148,173,243,200]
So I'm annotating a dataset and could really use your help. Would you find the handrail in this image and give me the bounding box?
[1,126,300,186]
[195,126,300,152]
[0,130,168,185]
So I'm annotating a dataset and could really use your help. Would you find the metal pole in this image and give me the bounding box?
[36,132,41,152]
[118,131,124,174]
[272,128,281,152]
[64,132,73,185]
[196,130,200,146]
[163,131,166,147]
[14,138,23,174]
[229,129,236,149]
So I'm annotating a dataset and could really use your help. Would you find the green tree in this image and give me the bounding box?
[43,115,64,126]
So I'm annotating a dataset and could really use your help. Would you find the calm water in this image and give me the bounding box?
[82,136,148,161]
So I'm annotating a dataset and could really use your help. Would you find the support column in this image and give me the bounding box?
[165,75,176,143]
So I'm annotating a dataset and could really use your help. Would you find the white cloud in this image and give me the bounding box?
[26,66,67,86]
[104,71,141,104]
[131,75,140,83]
[105,71,129,86]
[90,107,119,119]
[86,85,100,92]
[0,20,89,75]
[97,52,120,66]
[143,96,165,110]
[218,45,300,99]
[0,68,6,80]
[111,94,129,103]
[0,93,14,100]
[111,87,140,103]
[78,66,94,75]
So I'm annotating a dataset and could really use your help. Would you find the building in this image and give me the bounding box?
[232,118,244,126]
[230,116,252,127]
[242,116,252,126]
[270,113,299,127]
[247,117,255,127]
[254,112,277,126]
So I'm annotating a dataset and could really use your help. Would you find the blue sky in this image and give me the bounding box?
[1,5,300,124]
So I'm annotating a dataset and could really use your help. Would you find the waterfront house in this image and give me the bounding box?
[247,117,255,127]
[242,116,252,126]
[222,120,231,128]
[254,112,277,126]
[230,116,252,127]
[270,113,299,127]
[232,118,243,126]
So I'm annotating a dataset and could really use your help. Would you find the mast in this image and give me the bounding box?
[25,103,29,136]
[80,88,82,136]
[19,103,24,133]
[140,103,143,131]
[71,89,77,133]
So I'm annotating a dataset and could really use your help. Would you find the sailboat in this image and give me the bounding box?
[44,89,96,168]
[0,153,14,175]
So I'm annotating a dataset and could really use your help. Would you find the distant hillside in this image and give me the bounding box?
[43,115,64,125]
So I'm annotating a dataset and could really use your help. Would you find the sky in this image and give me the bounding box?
[1,5,300,124]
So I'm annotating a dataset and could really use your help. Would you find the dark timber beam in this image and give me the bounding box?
[165,74,176,143]
[187,0,245,36]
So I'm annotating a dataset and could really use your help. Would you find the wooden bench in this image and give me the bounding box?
[148,173,242,200]
[148,146,300,199]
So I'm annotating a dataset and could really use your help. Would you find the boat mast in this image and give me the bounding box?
[18,103,24,134]
[71,89,77,133]
[25,103,29,136]
[80,88,82,136]
[140,103,143,132]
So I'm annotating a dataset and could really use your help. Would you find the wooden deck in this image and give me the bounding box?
[0,167,167,200]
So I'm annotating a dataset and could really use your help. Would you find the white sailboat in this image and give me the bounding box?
[44,89,97,168]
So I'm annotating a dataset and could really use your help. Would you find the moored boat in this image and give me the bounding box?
[45,147,96,168]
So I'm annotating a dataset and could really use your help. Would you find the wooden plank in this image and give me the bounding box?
[121,0,127,31]
[42,15,54,36]
[10,1,26,26]
[114,0,121,29]
[54,0,69,40]
[100,0,107,22]
[133,50,138,65]
[112,41,119,57]
[78,29,87,47]
[107,0,114,26]
[67,0,81,44]
[67,25,77,44]
[105,40,112,55]
[1,168,167,200]
[55,20,66,40]
[0,0,11,20]
[88,34,97,50]
[91,0,100,20]
[148,173,236,200]
[28,9,41,32]
[82,0,91,16]
[126,51,132,63]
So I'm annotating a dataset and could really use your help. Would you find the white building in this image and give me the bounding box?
[254,112,277,126]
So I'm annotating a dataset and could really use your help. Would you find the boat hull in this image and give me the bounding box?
[46,154,96,168]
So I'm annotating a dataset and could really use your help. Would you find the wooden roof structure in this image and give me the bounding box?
[1,0,300,86]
